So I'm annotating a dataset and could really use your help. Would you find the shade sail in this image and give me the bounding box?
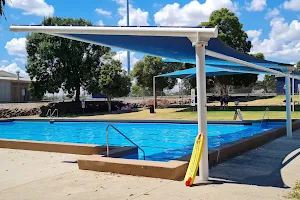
[158,66,300,79]
[10,25,293,74]
[62,34,291,72]
[157,66,244,78]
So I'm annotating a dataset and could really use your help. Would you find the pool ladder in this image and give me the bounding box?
[46,109,59,118]
[261,107,269,126]
[106,124,146,160]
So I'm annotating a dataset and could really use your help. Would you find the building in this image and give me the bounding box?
[0,70,31,102]
[276,76,300,95]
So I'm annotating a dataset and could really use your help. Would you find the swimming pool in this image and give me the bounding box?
[0,121,283,161]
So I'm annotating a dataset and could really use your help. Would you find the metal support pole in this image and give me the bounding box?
[285,75,292,139]
[292,78,295,112]
[126,0,130,73]
[153,76,156,112]
[195,41,208,181]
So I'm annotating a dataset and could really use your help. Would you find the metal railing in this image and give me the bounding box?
[261,107,269,125]
[46,109,51,117]
[106,124,146,160]
[46,109,59,118]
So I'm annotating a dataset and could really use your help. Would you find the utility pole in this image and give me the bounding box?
[126,0,130,73]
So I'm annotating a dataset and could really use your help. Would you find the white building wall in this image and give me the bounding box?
[0,81,11,102]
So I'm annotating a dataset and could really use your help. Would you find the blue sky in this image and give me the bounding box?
[0,0,299,77]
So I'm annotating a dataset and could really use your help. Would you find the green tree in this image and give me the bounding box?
[263,75,276,93]
[297,61,300,70]
[201,8,257,91]
[26,17,110,102]
[131,84,148,97]
[201,8,252,53]
[98,54,131,112]
[0,0,6,19]
[251,53,265,60]
[132,56,181,93]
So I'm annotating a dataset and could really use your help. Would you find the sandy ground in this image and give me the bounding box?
[0,131,300,200]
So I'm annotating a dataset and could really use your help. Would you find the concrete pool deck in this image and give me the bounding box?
[0,131,300,200]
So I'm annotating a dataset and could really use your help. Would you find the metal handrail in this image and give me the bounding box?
[46,109,59,118]
[106,124,146,160]
[51,109,58,118]
[261,107,269,125]
[46,109,52,117]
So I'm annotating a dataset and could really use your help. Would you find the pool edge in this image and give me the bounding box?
[0,139,137,157]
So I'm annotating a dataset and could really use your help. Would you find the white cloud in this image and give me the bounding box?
[265,8,280,19]
[97,20,104,26]
[154,0,238,26]
[248,18,300,62]
[5,38,27,57]
[283,0,300,11]
[0,62,28,77]
[5,38,27,58]
[8,0,54,16]
[115,0,149,26]
[247,29,263,53]
[246,0,267,11]
[269,18,300,41]
[246,29,262,38]
[95,8,112,16]
[113,51,139,71]
[14,57,27,64]
[0,60,9,64]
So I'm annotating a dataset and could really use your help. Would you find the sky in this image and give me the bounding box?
[0,0,299,78]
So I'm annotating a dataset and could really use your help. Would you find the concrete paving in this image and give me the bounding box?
[0,130,300,200]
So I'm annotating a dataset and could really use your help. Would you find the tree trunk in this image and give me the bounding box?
[75,85,80,103]
[107,96,112,112]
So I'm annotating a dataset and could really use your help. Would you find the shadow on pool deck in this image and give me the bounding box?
[208,131,300,189]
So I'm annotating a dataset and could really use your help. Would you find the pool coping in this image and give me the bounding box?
[0,139,138,156]
[1,118,299,180]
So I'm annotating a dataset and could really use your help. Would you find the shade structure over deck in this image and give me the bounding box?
[10,25,295,183]
[157,66,242,78]
[157,65,300,79]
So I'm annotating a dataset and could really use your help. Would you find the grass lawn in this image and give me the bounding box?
[72,108,300,121]
[208,95,299,106]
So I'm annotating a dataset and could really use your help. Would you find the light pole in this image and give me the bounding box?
[126,0,130,74]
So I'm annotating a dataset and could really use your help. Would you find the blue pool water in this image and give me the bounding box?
[0,121,283,161]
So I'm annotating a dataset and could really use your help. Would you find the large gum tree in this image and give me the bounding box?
[201,8,257,92]
[26,17,110,102]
